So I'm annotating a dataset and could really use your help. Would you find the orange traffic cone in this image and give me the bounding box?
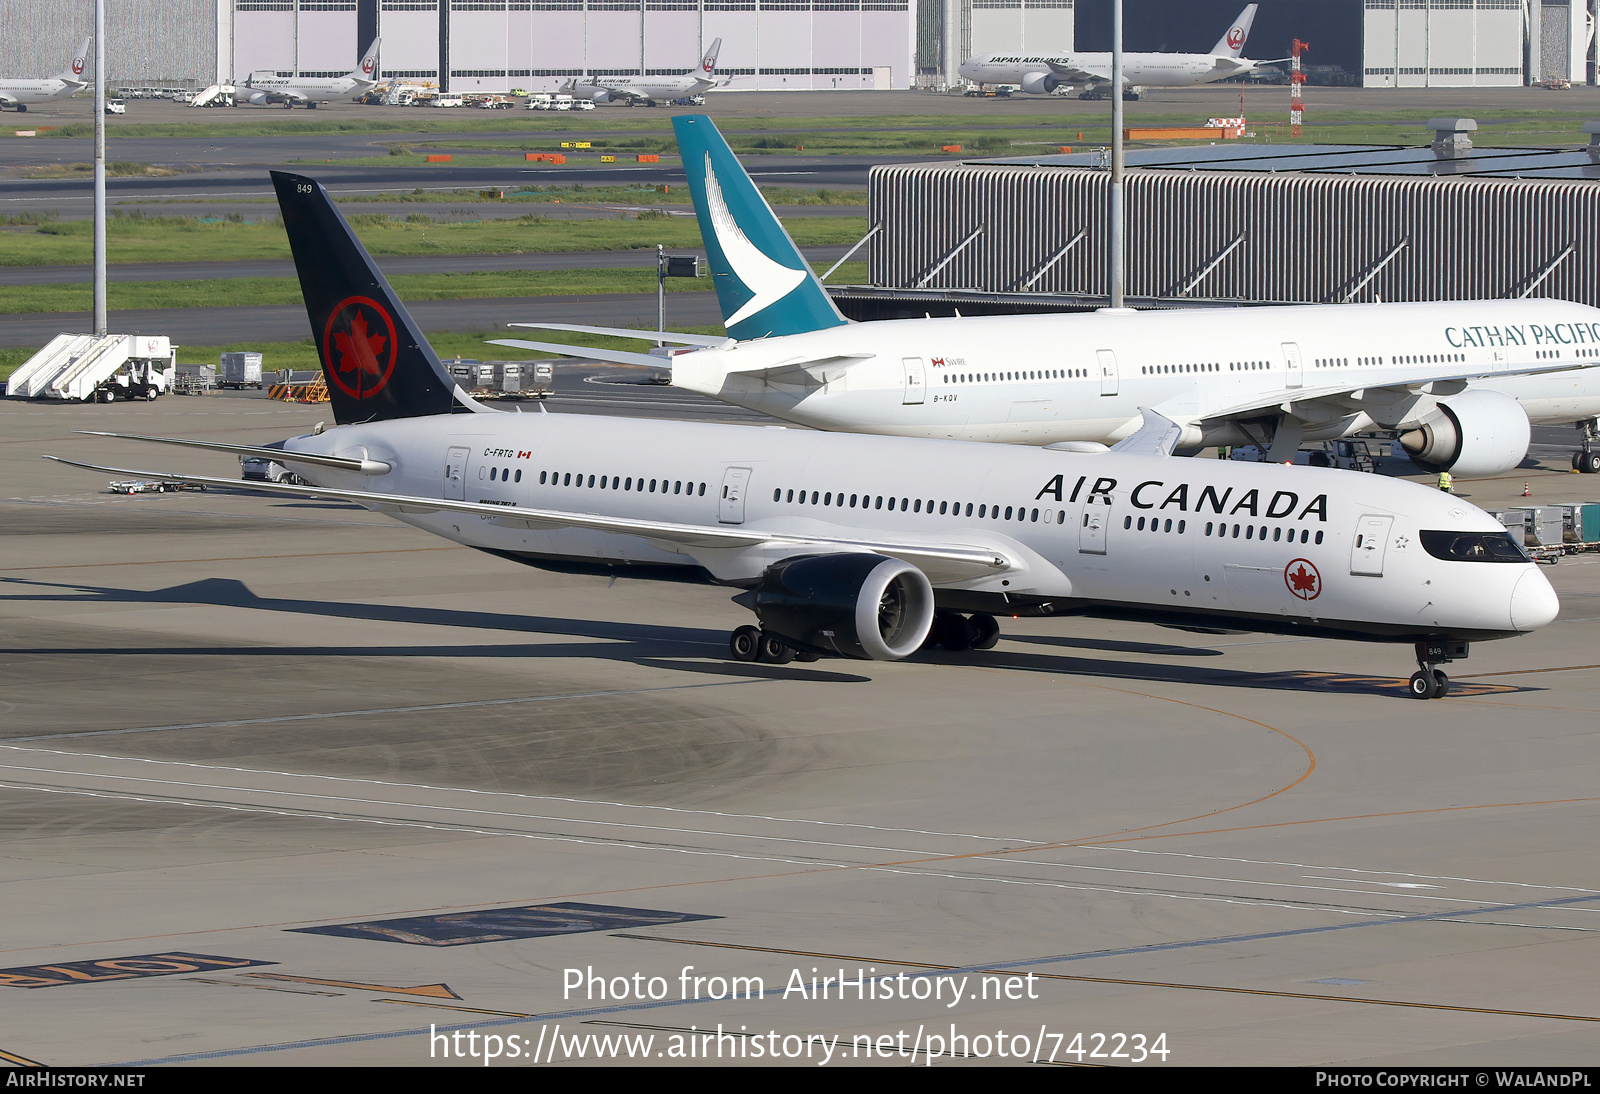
[1522,481,1532,497]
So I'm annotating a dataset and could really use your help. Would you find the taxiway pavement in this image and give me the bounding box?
[1,389,1597,1067]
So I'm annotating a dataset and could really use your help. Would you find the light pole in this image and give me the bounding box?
[93,0,106,336]
[1109,0,1124,309]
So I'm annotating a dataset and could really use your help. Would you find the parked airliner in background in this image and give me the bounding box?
[564,39,721,106]
[47,170,1559,700]
[232,39,380,108]
[959,5,1269,98]
[503,116,1600,480]
[0,38,90,112]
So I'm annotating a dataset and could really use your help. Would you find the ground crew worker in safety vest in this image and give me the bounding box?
[1438,470,1453,493]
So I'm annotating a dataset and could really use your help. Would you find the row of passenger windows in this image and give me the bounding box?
[941,368,1088,383]
[539,470,708,496]
[773,487,1066,523]
[1204,521,1324,544]
[1125,516,1188,534]
[1117,512,1326,545]
[1141,363,1219,375]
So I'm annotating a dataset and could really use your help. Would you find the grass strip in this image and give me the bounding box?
[0,212,867,266]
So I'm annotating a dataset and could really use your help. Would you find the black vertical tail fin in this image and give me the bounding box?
[271,170,469,425]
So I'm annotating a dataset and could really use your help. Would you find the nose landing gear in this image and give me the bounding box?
[1409,639,1467,699]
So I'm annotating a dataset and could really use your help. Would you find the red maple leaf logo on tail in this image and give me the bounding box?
[333,311,387,380]
[322,297,397,399]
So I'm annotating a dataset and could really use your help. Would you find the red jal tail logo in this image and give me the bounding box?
[362,58,375,74]
[1226,26,1245,50]
[322,296,398,399]
[702,56,714,73]
[1285,558,1321,600]
[73,57,86,76]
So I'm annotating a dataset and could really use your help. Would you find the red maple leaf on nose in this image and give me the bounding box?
[333,311,387,378]
[1289,565,1318,593]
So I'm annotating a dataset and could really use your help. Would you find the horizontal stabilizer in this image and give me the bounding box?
[721,352,874,381]
[487,338,669,368]
[75,431,391,475]
[509,322,734,348]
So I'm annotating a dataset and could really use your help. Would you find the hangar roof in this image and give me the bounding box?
[964,142,1600,181]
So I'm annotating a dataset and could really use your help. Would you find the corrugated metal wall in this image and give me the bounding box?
[0,0,218,86]
[868,163,1600,305]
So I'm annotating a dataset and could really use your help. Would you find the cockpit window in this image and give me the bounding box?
[1419,530,1531,563]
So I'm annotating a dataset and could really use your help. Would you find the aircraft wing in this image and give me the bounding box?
[1108,408,1183,457]
[43,455,1013,580]
[1047,61,1111,84]
[1199,361,1586,424]
[488,337,668,368]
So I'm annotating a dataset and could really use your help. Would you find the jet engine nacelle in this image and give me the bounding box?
[1020,72,1062,95]
[733,553,935,660]
[239,89,271,106]
[1398,389,1531,479]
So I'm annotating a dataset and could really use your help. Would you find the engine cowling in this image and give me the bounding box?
[733,553,935,660]
[1398,389,1531,479]
[239,89,270,106]
[1020,72,1062,95]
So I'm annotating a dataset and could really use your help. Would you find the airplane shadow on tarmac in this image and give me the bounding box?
[0,575,1534,699]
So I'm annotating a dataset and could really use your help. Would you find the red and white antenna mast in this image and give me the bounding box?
[1290,39,1309,137]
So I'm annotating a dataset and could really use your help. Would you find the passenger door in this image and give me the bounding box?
[719,466,752,524]
[1350,514,1393,576]
[443,446,470,501]
[1282,342,1303,389]
[1097,349,1119,397]
[1079,495,1111,554]
[901,357,926,405]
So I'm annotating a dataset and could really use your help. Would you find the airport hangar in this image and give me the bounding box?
[837,124,1600,323]
[0,0,1592,95]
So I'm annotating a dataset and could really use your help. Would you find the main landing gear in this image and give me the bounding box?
[1408,639,1467,700]
[925,610,1001,652]
[726,611,1001,664]
[1572,419,1600,474]
[728,625,819,664]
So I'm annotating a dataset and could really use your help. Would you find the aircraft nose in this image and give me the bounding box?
[1510,568,1559,632]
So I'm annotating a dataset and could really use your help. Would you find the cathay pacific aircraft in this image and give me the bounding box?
[0,38,90,112]
[959,5,1269,99]
[502,116,1600,479]
[46,171,1560,700]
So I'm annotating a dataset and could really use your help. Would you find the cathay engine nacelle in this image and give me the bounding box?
[1399,389,1532,479]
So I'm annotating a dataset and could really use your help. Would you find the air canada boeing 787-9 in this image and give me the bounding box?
[48,171,1559,699]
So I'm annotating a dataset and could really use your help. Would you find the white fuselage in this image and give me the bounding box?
[277,411,1556,644]
[960,51,1252,91]
[0,78,84,106]
[239,74,373,105]
[671,299,1600,447]
[568,75,712,103]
